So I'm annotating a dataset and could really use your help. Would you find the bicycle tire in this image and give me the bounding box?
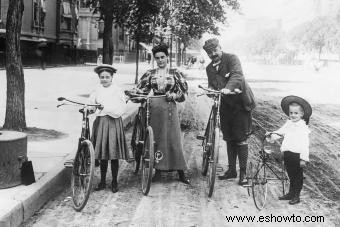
[207,127,220,197]
[202,113,214,176]
[246,161,253,196]
[281,163,290,195]
[131,116,143,174]
[71,140,95,211]
[141,126,154,195]
[252,162,268,210]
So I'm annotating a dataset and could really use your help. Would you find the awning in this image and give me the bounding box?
[139,42,152,53]
[185,48,200,54]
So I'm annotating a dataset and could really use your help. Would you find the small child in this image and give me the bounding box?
[90,64,131,193]
[267,95,312,205]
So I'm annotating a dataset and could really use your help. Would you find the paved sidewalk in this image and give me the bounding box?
[0,64,147,227]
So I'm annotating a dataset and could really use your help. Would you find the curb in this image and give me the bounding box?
[0,107,138,227]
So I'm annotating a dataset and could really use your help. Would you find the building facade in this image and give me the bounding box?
[0,0,139,67]
[0,0,79,67]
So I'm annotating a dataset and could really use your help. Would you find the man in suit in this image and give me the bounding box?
[203,38,256,185]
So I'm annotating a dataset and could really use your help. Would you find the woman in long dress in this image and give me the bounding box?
[135,44,190,184]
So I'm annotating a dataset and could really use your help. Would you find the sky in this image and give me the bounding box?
[203,0,339,50]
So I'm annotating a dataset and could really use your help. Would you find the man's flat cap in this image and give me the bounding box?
[203,38,220,51]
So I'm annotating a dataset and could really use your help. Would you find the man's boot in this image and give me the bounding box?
[95,160,108,191]
[237,143,248,185]
[219,141,237,180]
[238,168,248,185]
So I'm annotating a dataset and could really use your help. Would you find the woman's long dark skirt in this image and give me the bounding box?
[149,96,187,170]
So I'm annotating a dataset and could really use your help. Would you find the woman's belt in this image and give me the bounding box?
[153,92,166,96]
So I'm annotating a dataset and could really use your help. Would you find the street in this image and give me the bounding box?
[1,63,339,226]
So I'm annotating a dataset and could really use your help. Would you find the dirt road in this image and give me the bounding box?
[22,79,340,227]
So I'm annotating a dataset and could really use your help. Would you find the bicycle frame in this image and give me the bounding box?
[80,107,91,143]
[253,144,287,183]
[129,94,165,163]
[202,94,221,150]
[57,97,100,211]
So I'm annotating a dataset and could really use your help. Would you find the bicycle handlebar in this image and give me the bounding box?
[198,85,242,95]
[57,97,102,107]
[126,93,166,103]
[264,132,282,138]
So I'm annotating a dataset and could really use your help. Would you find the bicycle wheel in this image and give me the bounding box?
[202,112,214,176]
[141,126,154,195]
[252,162,268,210]
[281,163,290,195]
[246,161,253,196]
[71,140,95,211]
[131,116,143,174]
[207,127,220,197]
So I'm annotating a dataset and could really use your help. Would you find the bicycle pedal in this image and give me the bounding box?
[196,135,205,140]
[64,163,73,168]
[64,160,74,168]
[216,165,224,172]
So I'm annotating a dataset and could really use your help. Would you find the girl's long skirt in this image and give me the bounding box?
[91,115,131,160]
[149,96,187,170]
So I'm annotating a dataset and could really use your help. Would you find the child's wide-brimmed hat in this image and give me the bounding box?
[281,95,312,119]
[94,64,117,75]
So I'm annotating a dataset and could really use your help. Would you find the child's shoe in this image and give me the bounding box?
[289,195,300,205]
[278,193,294,200]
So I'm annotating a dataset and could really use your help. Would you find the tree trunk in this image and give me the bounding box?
[102,1,114,65]
[135,38,140,85]
[135,21,142,85]
[3,0,26,131]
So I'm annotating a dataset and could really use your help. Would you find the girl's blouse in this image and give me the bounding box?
[89,83,126,118]
[274,119,310,161]
[137,68,188,102]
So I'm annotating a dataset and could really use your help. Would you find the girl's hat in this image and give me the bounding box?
[281,95,312,119]
[94,64,117,75]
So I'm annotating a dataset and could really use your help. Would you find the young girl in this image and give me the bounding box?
[267,95,312,205]
[90,64,130,193]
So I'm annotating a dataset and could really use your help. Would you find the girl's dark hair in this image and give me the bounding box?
[152,44,169,56]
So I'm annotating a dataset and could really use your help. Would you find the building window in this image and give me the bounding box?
[61,0,72,31]
[98,20,104,39]
[80,0,91,8]
[33,0,46,30]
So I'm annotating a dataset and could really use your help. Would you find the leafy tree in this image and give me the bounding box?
[88,0,158,83]
[244,28,285,63]
[3,0,26,130]
[291,16,339,60]
[125,0,159,84]
[155,0,240,65]
[88,0,131,64]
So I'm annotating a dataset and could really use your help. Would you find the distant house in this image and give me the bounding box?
[0,0,136,67]
[0,0,79,67]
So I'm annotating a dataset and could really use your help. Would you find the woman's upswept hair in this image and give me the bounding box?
[152,43,169,56]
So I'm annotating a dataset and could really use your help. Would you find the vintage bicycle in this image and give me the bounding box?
[126,92,164,195]
[245,132,289,210]
[57,97,101,211]
[197,85,241,197]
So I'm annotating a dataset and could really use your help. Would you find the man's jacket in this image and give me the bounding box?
[206,52,256,111]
